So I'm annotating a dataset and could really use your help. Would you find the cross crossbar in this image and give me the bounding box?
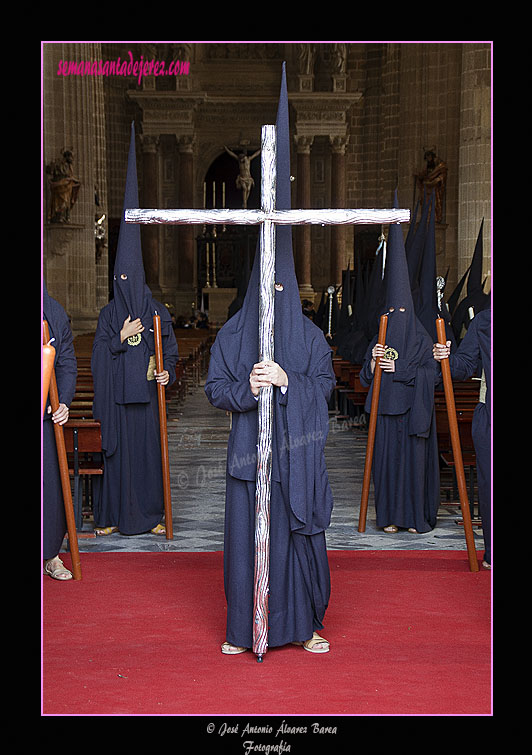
[125,207,410,227]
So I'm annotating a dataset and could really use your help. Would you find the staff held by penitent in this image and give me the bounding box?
[153,312,173,540]
[435,316,479,572]
[42,320,82,580]
[358,313,388,532]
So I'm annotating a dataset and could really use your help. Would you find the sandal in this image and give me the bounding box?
[408,528,418,534]
[43,556,72,581]
[383,525,398,533]
[94,526,119,536]
[292,632,330,654]
[221,642,248,655]
[151,523,166,535]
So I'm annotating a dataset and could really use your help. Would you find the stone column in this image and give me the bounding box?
[329,135,349,286]
[458,44,491,292]
[140,134,161,298]
[294,135,315,301]
[175,135,197,317]
[43,42,106,334]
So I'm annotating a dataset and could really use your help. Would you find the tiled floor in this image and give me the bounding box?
[71,380,484,556]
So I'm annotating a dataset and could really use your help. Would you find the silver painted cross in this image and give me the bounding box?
[126,124,410,661]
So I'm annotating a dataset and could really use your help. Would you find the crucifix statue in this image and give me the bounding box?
[224,144,261,208]
[125,82,409,663]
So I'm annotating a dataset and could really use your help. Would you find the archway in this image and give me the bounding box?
[197,150,261,315]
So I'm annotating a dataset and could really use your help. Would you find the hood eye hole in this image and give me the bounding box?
[120,274,128,280]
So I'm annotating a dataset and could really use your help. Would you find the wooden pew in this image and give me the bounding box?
[63,419,103,534]
[435,378,480,521]
[173,327,216,396]
[332,357,368,422]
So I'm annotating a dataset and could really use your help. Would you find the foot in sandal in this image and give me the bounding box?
[150,523,166,535]
[292,632,330,653]
[383,524,398,533]
[94,526,119,536]
[221,641,248,655]
[43,556,72,581]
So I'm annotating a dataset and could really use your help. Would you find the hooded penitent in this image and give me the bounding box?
[363,191,438,436]
[42,280,77,559]
[204,63,336,648]
[205,63,335,535]
[359,193,440,532]
[108,122,160,405]
[90,123,178,535]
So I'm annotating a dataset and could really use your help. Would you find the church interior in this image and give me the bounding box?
[41,41,492,718]
[43,41,490,333]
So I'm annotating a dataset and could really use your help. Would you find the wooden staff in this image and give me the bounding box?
[435,317,479,572]
[358,314,388,532]
[42,340,55,416]
[153,313,173,540]
[42,320,82,580]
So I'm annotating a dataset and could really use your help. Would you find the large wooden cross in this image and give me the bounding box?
[126,124,410,661]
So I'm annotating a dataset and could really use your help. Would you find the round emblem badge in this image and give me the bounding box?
[384,347,398,360]
[127,333,142,347]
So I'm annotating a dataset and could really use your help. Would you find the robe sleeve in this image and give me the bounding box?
[447,317,482,381]
[281,349,336,535]
[54,310,77,408]
[159,310,179,387]
[91,307,119,456]
[359,338,376,388]
[204,350,259,413]
[405,345,438,438]
[408,362,437,437]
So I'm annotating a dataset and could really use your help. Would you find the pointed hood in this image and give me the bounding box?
[109,121,158,404]
[467,218,485,297]
[404,193,419,253]
[373,190,432,416]
[343,262,353,320]
[313,289,326,329]
[335,262,353,351]
[407,190,431,309]
[447,264,470,318]
[341,234,386,364]
[112,122,153,329]
[383,193,419,358]
[42,279,53,328]
[451,219,491,341]
[364,235,387,342]
[415,191,438,340]
[210,61,313,378]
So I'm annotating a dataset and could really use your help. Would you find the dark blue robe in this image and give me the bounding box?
[91,300,178,535]
[360,321,441,533]
[205,316,336,648]
[358,202,441,534]
[204,63,336,649]
[43,290,77,559]
[447,308,491,564]
[90,121,179,535]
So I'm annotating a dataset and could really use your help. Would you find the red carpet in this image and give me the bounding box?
[42,550,491,717]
